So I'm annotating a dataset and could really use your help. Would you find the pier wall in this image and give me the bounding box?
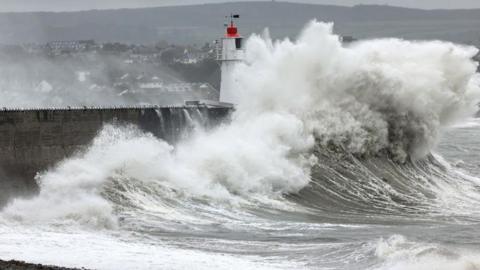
[0,106,231,203]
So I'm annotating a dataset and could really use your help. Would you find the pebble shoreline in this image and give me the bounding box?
[0,260,87,270]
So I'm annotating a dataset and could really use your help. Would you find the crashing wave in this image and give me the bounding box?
[233,21,479,162]
[1,21,480,228]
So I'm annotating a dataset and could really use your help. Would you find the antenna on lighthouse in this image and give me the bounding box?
[217,13,244,104]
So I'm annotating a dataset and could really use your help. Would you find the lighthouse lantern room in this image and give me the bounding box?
[217,14,244,104]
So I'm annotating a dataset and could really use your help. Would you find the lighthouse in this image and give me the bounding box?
[217,14,244,104]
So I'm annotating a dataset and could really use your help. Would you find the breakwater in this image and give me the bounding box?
[0,105,231,204]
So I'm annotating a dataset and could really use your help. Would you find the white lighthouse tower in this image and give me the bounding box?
[217,14,244,104]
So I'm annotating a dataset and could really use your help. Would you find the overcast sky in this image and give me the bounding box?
[1,0,480,12]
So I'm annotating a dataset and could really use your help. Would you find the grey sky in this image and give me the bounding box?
[1,0,480,12]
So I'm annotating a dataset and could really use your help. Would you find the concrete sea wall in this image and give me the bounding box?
[0,106,231,204]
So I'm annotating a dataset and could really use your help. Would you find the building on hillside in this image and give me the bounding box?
[173,49,209,64]
[46,40,96,55]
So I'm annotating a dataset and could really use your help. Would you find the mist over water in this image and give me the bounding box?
[0,49,208,108]
[1,21,480,270]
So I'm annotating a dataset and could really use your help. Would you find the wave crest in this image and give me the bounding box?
[234,21,480,161]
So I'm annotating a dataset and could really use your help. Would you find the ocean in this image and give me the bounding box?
[0,21,479,270]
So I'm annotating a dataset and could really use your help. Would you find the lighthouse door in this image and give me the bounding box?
[235,38,243,49]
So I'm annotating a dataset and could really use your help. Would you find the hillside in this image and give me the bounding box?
[0,2,479,45]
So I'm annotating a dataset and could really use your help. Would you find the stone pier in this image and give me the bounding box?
[0,105,231,204]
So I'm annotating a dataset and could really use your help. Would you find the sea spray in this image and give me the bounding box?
[2,115,314,227]
[2,21,479,227]
[233,21,480,160]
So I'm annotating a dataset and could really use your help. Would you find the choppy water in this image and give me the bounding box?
[0,120,479,270]
[1,21,480,270]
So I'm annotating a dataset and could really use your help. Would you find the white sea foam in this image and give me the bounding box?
[0,226,294,270]
[374,235,480,270]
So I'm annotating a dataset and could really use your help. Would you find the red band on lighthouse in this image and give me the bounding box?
[226,22,240,37]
